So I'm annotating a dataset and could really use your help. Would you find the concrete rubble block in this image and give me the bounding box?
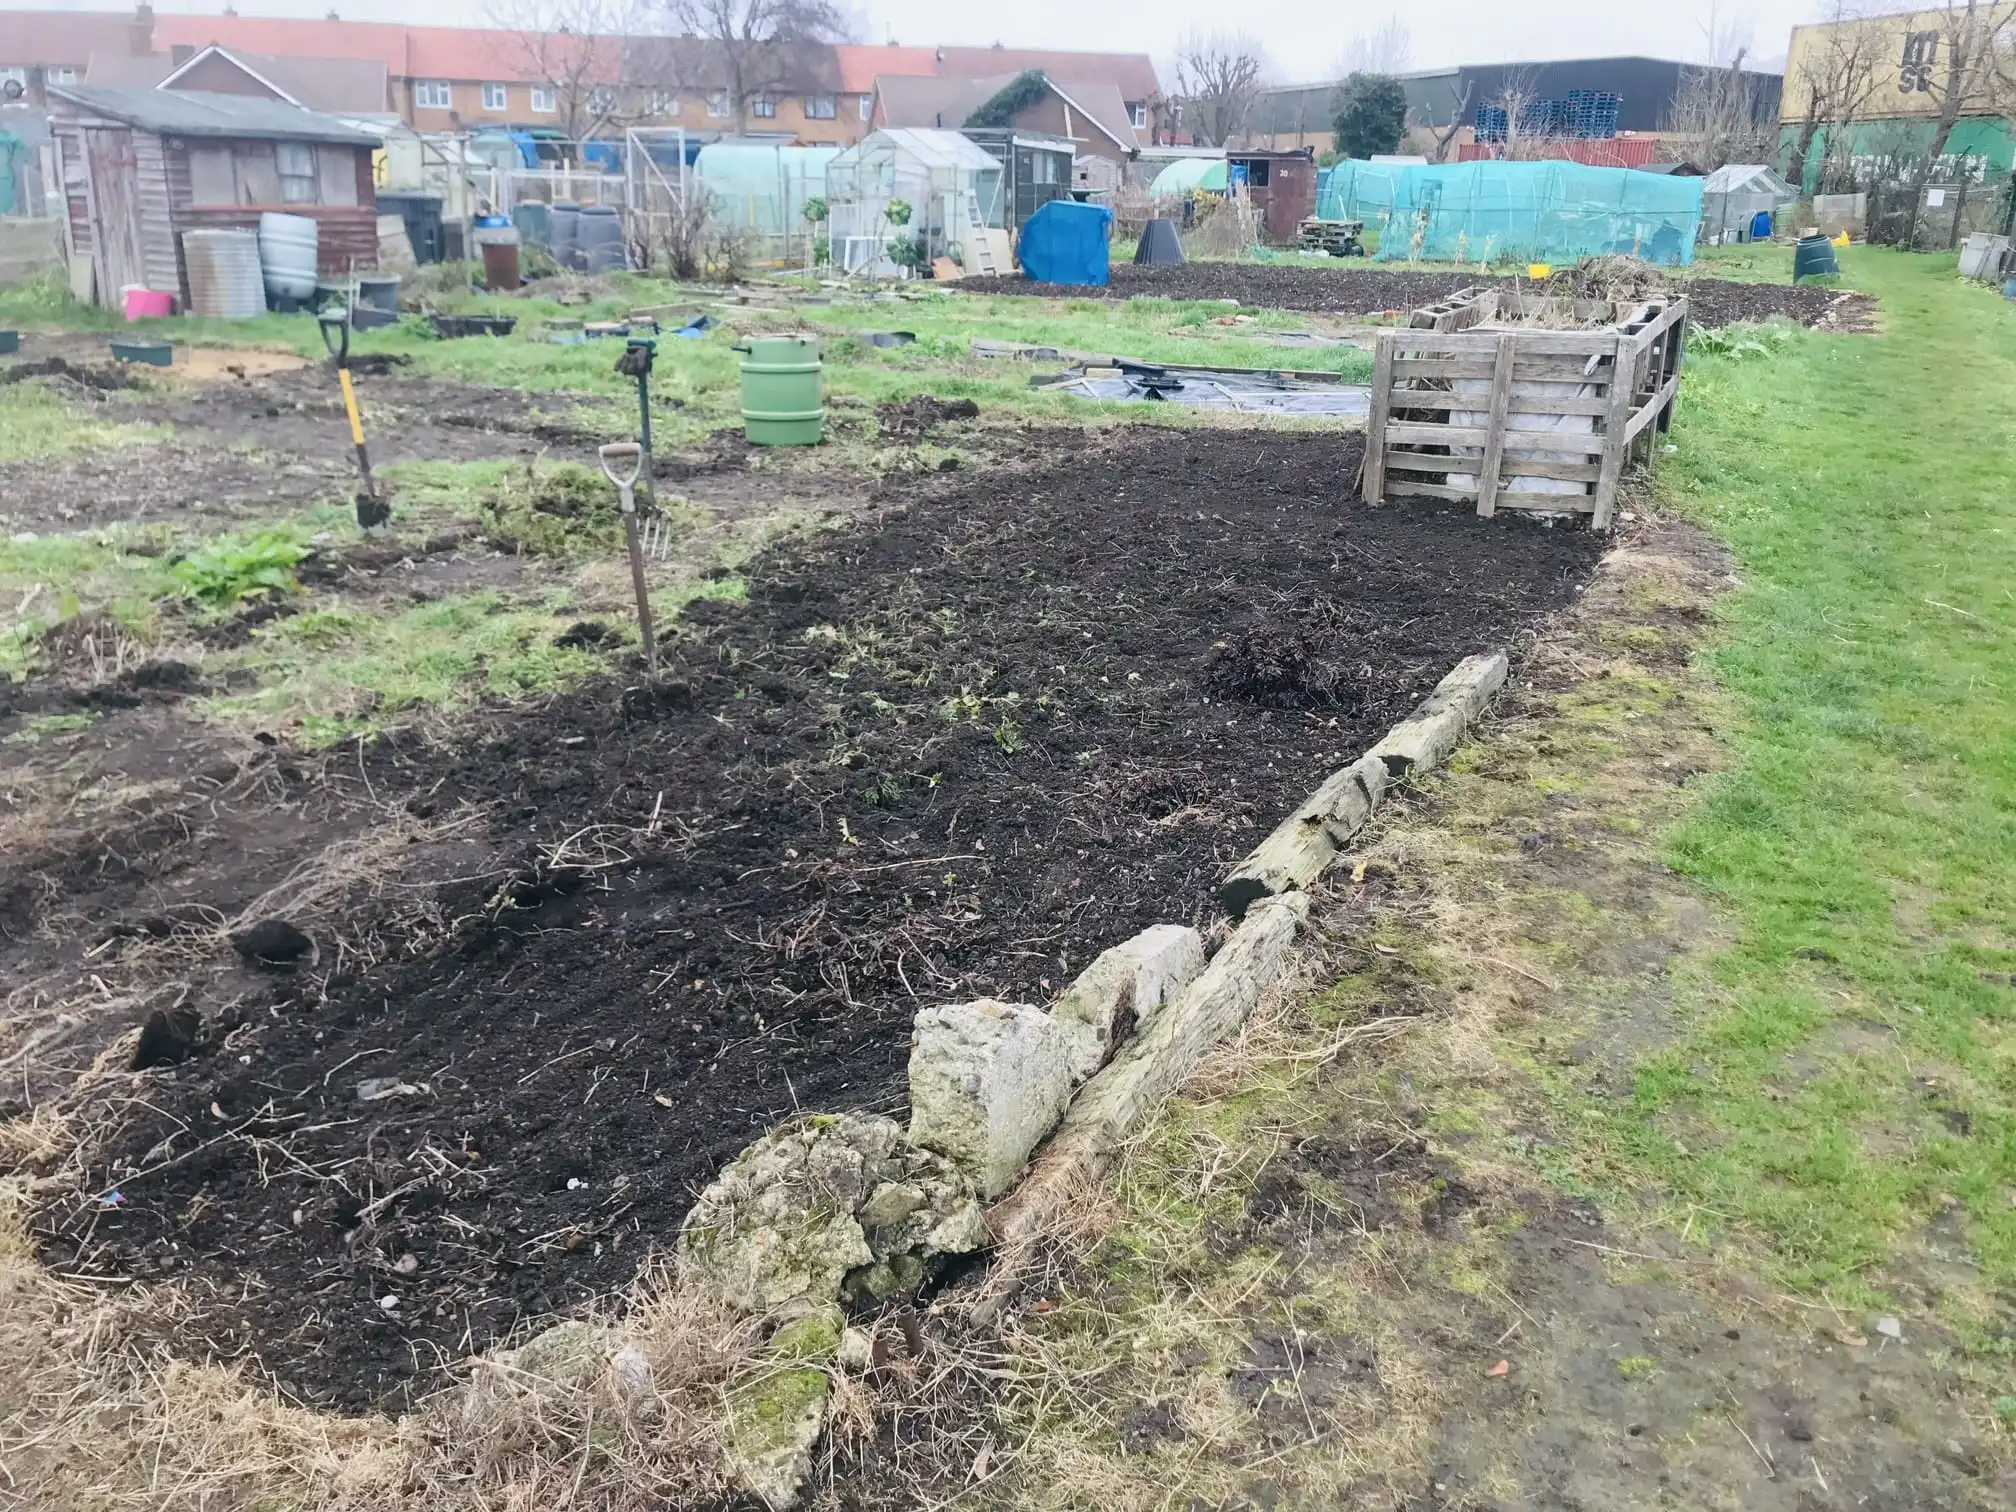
[679,1111,983,1314]
[1048,924,1208,1080]
[727,1303,842,1511]
[907,998,1077,1199]
[1368,650,1509,780]
[483,1317,616,1390]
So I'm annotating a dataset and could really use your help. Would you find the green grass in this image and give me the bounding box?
[1571,249,2016,1304]
[0,378,170,463]
[214,588,606,744]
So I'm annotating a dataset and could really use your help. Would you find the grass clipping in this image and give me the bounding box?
[0,1201,769,1510]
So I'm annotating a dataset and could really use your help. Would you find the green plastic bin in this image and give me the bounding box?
[736,334,823,446]
[1792,235,1839,282]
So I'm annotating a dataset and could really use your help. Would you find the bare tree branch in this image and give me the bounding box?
[658,0,847,133]
[1342,16,1411,78]
[1667,47,1777,170]
[1173,31,1267,149]
[485,0,649,145]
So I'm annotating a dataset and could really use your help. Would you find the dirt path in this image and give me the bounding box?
[22,426,1604,1412]
[965,265,1877,330]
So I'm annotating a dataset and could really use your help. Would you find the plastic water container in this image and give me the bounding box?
[577,204,626,273]
[180,230,265,319]
[735,335,823,446]
[121,287,174,320]
[548,201,582,269]
[258,212,319,305]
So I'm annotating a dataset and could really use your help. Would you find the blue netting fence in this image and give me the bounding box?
[1317,160,1703,266]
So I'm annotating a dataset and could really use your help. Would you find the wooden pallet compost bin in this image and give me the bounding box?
[1362,294,1688,529]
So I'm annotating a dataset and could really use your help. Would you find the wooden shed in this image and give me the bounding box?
[47,84,380,309]
[1227,148,1317,244]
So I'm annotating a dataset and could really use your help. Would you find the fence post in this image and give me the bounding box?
[1592,333,1634,532]
[1474,333,1515,518]
[1363,334,1394,505]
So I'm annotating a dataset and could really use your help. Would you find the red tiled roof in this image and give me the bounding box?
[0,10,138,68]
[938,46,1160,102]
[835,42,939,93]
[154,14,412,75]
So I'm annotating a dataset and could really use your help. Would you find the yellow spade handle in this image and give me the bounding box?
[337,367,366,446]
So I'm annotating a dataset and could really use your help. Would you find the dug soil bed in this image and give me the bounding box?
[28,426,1604,1412]
[0,362,618,531]
[966,264,1875,330]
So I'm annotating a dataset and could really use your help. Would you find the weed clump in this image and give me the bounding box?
[479,459,626,558]
[171,529,310,608]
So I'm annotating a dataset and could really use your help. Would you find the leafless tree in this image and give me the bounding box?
[1784,2,1888,190]
[1173,31,1267,148]
[1482,68,1545,159]
[485,0,646,144]
[1667,48,1777,170]
[1893,0,2016,233]
[1424,76,1473,162]
[659,0,848,132]
[1342,16,1411,78]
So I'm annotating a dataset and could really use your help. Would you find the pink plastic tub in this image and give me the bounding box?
[122,287,174,321]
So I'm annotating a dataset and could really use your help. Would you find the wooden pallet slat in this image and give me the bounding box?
[1362,297,1687,531]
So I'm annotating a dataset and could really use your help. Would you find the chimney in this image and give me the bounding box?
[129,2,155,57]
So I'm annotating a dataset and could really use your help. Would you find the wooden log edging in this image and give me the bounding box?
[960,646,1513,1321]
[1216,650,1508,920]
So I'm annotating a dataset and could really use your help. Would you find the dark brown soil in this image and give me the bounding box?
[0,358,618,531]
[30,426,1604,1412]
[966,265,1877,330]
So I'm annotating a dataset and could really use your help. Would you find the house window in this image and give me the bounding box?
[1128,100,1146,130]
[859,93,871,120]
[707,90,730,117]
[648,89,678,115]
[530,85,556,113]
[47,66,77,84]
[276,141,318,203]
[481,82,507,111]
[804,92,835,119]
[588,85,617,114]
[415,79,451,109]
[751,92,776,118]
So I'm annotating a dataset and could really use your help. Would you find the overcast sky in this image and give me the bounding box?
[17,0,1817,76]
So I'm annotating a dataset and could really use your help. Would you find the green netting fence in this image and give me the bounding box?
[1317,160,1703,265]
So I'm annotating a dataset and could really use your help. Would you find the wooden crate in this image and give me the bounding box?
[1361,297,1687,530]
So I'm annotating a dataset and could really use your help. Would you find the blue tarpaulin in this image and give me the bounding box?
[1017,200,1113,286]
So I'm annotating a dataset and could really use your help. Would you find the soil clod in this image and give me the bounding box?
[131,1004,202,1070]
[230,918,312,966]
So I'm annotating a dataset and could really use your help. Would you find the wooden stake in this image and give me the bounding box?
[1474,333,1516,518]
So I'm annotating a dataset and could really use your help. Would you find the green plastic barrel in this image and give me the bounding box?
[1792,235,1839,281]
[736,335,824,445]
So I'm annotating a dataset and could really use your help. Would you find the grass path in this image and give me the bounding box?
[1607,250,2016,1307]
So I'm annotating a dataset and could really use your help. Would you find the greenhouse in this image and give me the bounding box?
[1320,160,1702,266]
[1148,157,1228,198]
[693,143,840,263]
[1698,163,1798,244]
[824,128,1005,275]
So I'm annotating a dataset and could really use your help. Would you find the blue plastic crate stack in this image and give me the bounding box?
[1564,90,1622,139]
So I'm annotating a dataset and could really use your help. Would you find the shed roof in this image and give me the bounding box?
[834,127,1002,172]
[47,84,382,146]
